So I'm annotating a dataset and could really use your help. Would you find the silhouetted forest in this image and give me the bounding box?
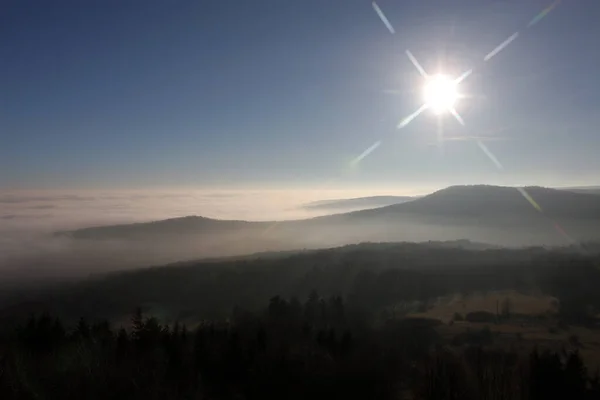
[2,294,600,400]
[2,242,600,399]
[4,242,600,325]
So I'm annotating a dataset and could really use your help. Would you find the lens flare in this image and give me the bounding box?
[528,0,562,28]
[365,0,577,248]
[372,2,395,34]
[423,75,458,114]
[484,32,520,62]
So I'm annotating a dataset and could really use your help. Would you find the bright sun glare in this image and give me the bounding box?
[423,74,458,114]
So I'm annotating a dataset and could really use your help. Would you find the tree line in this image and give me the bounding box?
[13,243,600,326]
[1,292,600,400]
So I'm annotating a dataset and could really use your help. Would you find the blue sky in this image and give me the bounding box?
[2,0,599,191]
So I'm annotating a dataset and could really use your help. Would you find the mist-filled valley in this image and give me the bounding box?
[2,185,600,289]
[3,178,600,400]
[3,224,600,399]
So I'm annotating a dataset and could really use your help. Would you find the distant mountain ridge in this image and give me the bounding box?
[560,186,600,195]
[58,185,600,246]
[347,185,600,219]
[57,215,269,240]
[302,195,414,211]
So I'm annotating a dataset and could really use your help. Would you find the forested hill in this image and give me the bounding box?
[3,241,599,325]
[57,185,600,248]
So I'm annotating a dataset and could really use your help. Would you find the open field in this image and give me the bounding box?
[413,290,558,322]
[408,290,600,371]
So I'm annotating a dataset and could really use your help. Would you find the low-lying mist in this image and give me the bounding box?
[0,188,417,286]
[0,218,578,290]
[2,185,599,291]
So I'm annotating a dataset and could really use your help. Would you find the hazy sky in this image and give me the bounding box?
[2,0,599,191]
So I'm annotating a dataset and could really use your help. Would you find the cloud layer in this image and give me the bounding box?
[0,188,421,285]
[0,188,417,233]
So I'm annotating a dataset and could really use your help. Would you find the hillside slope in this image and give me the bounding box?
[56,185,600,250]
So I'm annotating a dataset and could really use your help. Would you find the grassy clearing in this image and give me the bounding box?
[412,290,557,322]
[407,290,600,371]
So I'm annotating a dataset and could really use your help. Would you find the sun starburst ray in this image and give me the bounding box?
[449,107,465,126]
[516,187,543,213]
[454,69,473,84]
[351,141,382,166]
[397,103,429,129]
[528,0,562,28]
[476,139,504,170]
[406,50,429,78]
[484,32,520,62]
[372,2,395,34]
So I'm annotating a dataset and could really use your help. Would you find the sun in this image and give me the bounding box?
[423,74,458,114]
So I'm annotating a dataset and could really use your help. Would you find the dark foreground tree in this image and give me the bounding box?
[1,294,598,400]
